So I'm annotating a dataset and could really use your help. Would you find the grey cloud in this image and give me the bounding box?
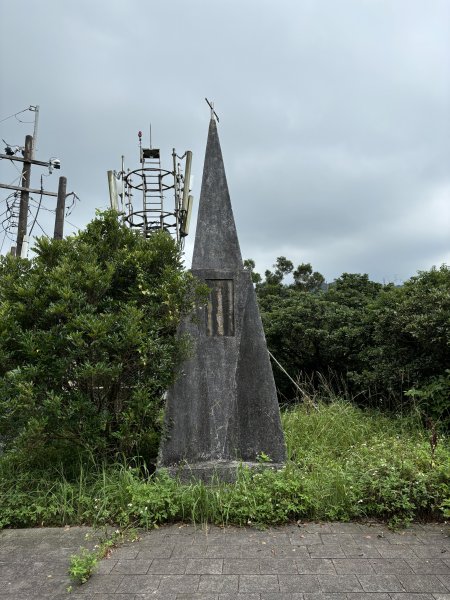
[0,0,448,281]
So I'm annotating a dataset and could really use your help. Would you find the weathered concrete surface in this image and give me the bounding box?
[1,522,449,599]
[158,118,286,480]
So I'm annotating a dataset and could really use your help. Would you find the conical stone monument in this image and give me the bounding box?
[158,116,286,481]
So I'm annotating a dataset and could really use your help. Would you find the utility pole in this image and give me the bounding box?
[54,176,67,240]
[16,135,33,257]
[1,122,70,255]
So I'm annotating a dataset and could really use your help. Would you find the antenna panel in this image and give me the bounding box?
[181,194,193,236]
[107,171,119,210]
[182,151,192,211]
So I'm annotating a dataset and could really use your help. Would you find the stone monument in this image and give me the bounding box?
[158,115,286,481]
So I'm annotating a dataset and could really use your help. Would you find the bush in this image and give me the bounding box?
[1,402,447,529]
[0,211,205,469]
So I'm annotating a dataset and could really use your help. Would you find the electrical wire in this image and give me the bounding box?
[65,192,80,217]
[28,180,43,237]
[0,107,30,124]
[0,230,7,254]
[33,217,48,238]
[14,115,33,124]
[6,157,23,175]
[65,218,80,231]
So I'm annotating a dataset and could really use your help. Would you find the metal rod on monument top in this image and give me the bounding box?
[205,98,219,122]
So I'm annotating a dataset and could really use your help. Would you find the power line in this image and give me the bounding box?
[0,230,7,254]
[33,218,48,238]
[0,107,30,124]
[65,218,80,230]
[28,182,43,237]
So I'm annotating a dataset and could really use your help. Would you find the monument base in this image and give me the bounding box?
[158,460,285,483]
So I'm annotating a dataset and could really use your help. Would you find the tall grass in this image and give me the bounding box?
[1,400,448,529]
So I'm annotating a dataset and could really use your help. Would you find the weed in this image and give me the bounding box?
[68,548,98,585]
[1,401,448,533]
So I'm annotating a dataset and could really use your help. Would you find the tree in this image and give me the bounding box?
[0,211,205,468]
[293,262,325,292]
[243,258,262,284]
[354,265,450,417]
[263,256,294,287]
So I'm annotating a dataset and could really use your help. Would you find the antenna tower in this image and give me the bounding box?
[108,129,193,248]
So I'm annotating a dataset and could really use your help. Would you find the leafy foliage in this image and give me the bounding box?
[0,402,447,529]
[0,211,205,468]
[253,259,450,424]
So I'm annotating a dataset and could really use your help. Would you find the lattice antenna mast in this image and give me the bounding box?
[107,128,193,248]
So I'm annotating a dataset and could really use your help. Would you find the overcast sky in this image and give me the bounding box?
[0,0,449,283]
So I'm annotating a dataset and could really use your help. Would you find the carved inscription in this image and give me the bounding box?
[205,279,235,336]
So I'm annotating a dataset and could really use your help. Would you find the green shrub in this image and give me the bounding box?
[1,402,447,530]
[0,211,205,469]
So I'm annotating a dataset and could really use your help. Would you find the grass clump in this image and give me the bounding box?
[282,400,449,525]
[0,401,448,531]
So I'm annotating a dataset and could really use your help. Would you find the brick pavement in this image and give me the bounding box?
[0,522,449,599]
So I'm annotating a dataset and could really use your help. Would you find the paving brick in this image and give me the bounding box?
[185,559,223,574]
[299,523,334,534]
[239,574,279,592]
[357,574,404,592]
[260,594,304,600]
[175,594,218,600]
[290,533,323,546]
[385,533,423,544]
[329,523,366,534]
[66,594,138,600]
[296,558,336,574]
[219,594,261,600]
[437,574,450,590]
[172,545,209,557]
[206,545,244,558]
[346,594,390,600]
[308,545,346,559]
[198,574,239,593]
[369,559,413,574]
[157,574,200,593]
[95,558,118,574]
[406,559,450,574]
[376,545,418,559]
[111,559,151,574]
[389,595,435,600]
[115,574,162,593]
[223,559,260,574]
[320,533,355,544]
[133,590,177,600]
[265,545,309,558]
[2,522,449,600]
[134,545,174,559]
[146,558,186,574]
[78,573,124,593]
[397,574,449,593]
[318,574,363,592]
[303,594,347,600]
[134,594,177,600]
[332,559,374,574]
[350,534,391,546]
[239,575,280,593]
[413,546,450,559]
[259,558,298,574]
[278,574,319,592]
[418,534,450,546]
[341,545,382,559]
[111,546,141,559]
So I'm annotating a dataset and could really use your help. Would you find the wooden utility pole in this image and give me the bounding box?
[54,176,67,240]
[16,135,33,256]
